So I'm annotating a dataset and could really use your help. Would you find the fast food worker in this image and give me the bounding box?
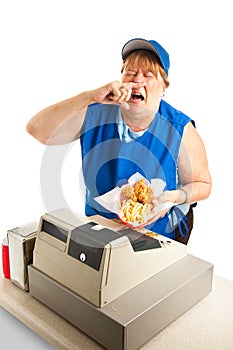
[26,38,212,244]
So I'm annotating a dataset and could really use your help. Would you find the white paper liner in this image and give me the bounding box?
[94,172,176,228]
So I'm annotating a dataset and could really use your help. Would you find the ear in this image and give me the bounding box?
[161,84,166,98]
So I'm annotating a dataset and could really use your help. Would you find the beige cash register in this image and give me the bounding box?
[28,208,213,350]
[32,208,187,307]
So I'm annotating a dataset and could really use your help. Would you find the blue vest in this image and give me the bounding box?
[80,100,192,239]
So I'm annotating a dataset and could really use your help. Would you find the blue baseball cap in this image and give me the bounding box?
[121,38,170,76]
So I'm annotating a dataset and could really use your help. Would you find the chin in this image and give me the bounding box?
[127,103,154,116]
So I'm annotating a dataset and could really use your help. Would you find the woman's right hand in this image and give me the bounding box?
[92,81,145,108]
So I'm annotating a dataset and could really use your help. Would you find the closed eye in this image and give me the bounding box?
[125,72,136,77]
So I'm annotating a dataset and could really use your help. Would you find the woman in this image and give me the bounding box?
[26,38,212,244]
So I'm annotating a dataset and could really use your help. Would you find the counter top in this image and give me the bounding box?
[0,273,233,350]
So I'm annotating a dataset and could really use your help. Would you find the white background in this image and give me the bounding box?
[1,0,232,288]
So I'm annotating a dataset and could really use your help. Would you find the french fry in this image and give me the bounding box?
[120,179,154,225]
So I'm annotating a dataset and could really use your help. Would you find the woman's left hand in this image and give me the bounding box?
[151,189,187,221]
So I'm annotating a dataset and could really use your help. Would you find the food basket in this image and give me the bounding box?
[94,172,175,228]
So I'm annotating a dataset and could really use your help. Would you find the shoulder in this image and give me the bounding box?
[87,103,119,114]
[159,100,195,127]
[86,103,119,121]
[81,103,119,134]
[182,121,204,149]
[86,103,119,120]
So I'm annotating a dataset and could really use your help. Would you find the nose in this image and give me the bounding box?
[133,73,145,83]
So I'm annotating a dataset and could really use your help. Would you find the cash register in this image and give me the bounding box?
[28,208,213,350]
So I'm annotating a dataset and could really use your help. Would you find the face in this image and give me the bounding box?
[121,66,165,113]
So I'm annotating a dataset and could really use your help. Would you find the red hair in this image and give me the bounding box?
[121,50,170,88]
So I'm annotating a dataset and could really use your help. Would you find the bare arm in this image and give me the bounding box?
[26,91,95,145]
[26,81,144,145]
[177,122,212,203]
[156,121,212,206]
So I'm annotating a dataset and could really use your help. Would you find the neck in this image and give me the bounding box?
[121,101,160,132]
[121,108,157,132]
[126,123,150,132]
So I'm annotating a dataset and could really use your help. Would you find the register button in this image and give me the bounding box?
[79,253,86,262]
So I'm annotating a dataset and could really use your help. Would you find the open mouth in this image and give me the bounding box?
[131,93,145,101]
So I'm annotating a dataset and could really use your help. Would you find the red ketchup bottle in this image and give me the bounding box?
[2,237,10,279]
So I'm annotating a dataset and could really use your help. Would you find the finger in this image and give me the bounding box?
[117,86,130,103]
[108,87,121,101]
[155,193,166,204]
[120,102,130,110]
[126,87,132,101]
[109,83,129,102]
[159,209,168,218]
[129,82,146,89]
